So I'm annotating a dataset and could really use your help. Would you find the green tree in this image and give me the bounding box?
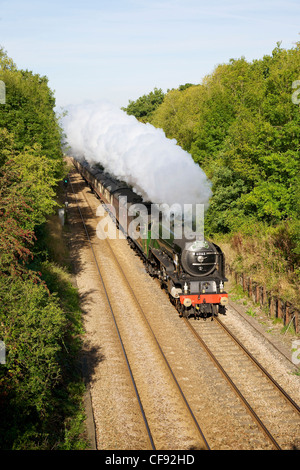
[0,47,86,450]
[0,275,66,414]
[0,162,35,276]
[0,128,15,167]
[150,85,202,150]
[0,47,63,174]
[122,87,165,122]
[11,144,59,229]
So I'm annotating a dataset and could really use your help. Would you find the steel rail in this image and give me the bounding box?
[69,176,156,451]
[184,318,282,450]
[228,300,300,371]
[215,316,300,415]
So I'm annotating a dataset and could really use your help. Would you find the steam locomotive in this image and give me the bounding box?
[70,157,228,318]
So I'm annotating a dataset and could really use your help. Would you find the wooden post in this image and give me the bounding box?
[229,265,299,333]
[270,297,276,317]
[295,310,299,334]
[262,286,267,305]
[255,285,260,304]
[277,298,283,320]
[248,278,252,297]
[243,273,247,291]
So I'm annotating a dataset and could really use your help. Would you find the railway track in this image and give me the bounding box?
[70,181,155,450]
[185,317,300,450]
[69,171,209,450]
[67,166,300,450]
[228,300,300,371]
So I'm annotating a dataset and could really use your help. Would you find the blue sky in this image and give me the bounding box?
[0,0,299,109]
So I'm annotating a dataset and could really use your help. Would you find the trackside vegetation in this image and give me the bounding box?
[123,41,300,308]
[0,47,87,449]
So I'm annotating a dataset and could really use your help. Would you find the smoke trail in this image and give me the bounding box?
[62,100,212,208]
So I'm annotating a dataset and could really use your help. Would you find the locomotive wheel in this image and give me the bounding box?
[146,262,154,276]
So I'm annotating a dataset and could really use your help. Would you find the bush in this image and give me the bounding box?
[0,265,85,449]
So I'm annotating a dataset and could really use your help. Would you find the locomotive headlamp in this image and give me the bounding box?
[220,296,228,306]
[183,298,192,307]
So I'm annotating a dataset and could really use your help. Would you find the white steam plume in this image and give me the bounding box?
[62,101,212,208]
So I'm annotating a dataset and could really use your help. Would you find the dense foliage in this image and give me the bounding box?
[0,47,85,449]
[0,48,62,167]
[124,42,300,304]
[122,87,165,122]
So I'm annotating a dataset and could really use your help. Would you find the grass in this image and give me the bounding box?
[215,221,300,310]
[245,308,256,318]
[228,283,245,302]
[226,263,300,343]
